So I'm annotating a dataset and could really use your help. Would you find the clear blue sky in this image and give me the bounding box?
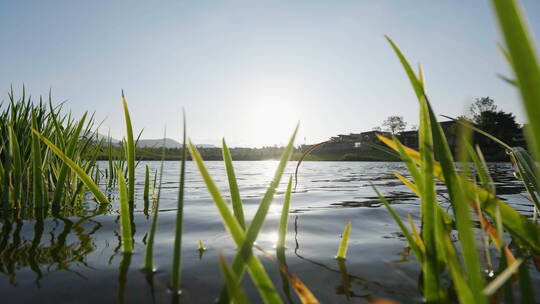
[1,0,539,147]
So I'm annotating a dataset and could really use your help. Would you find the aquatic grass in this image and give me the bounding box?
[8,125,22,206]
[171,111,187,293]
[335,222,351,260]
[378,134,540,253]
[257,246,319,304]
[377,13,540,300]
[117,167,133,253]
[51,112,88,207]
[491,0,540,166]
[198,240,206,251]
[143,130,167,271]
[222,138,245,229]
[277,176,293,250]
[144,165,150,202]
[218,253,249,304]
[189,124,299,304]
[216,124,298,304]
[1,90,106,210]
[31,111,45,207]
[189,140,283,303]
[33,129,109,204]
[121,92,136,203]
[386,36,448,301]
[372,185,424,262]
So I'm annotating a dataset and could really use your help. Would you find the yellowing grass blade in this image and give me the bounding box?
[336,222,351,260]
[483,259,523,296]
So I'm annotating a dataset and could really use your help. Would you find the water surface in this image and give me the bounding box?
[0,161,537,303]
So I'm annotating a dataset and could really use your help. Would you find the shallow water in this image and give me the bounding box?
[0,161,538,303]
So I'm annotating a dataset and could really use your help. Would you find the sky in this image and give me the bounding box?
[1,0,539,147]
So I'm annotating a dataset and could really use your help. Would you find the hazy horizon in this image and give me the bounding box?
[2,0,539,147]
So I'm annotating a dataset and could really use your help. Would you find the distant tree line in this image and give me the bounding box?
[372,97,523,160]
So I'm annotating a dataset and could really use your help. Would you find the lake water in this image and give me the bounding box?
[0,161,537,303]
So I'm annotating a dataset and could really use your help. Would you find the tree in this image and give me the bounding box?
[476,110,520,145]
[469,97,497,123]
[382,116,407,135]
[372,126,382,132]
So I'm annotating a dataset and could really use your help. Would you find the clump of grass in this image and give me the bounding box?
[189,124,298,304]
[1,89,105,210]
[373,1,540,300]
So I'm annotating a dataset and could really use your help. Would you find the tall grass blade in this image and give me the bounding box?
[144,165,150,202]
[188,140,283,304]
[31,111,45,207]
[171,111,187,293]
[117,167,133,253]
[222,138,245,229]
[121,92,136,203]
[8,125,22,205]
[218,253,249,304]
[277,176,293,249]
[386,37,486,302]
[144,129,167,271]
[372,184,424,261]
[217,125,298,303]
[491,0,540,164]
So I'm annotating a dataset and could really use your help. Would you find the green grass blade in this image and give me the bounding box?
[144,129,167,271]
[491,0,540,163]
[117,167,133,253]
[336,221,351,260]
[31,111,45,207]
[143,165,150,202]
[218,254,249,304]
[8,125,22,205]
[32,129,109,204]
[443,234,476,304]
[188,140,283,304]
[387,37,485,302]
[121,92,135,203]
[171,111,187,292]
[218,125,298,303]
[277,176,292,249]
[372,184,424,262]
[387,36,443,301]
[222,138,245,229]
[379,135,540,254]
[511,147,540,211]
[51,112,88,206]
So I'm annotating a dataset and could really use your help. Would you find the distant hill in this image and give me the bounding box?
[137,138,182,148]
[93,133,216,148]
[93,133,121,144]
[137,138,216,149]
